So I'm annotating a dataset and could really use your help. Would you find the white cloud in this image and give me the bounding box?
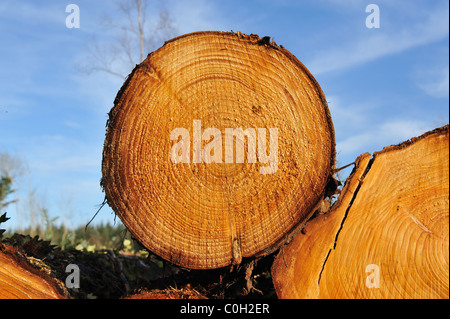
[169,0,226,33]
[307,3,449,75]
[337,119,431,155]
[64,120,82,129]
[415,66,449,98]
[337,132,373,155]
[24,134,100,175]
[378,120,430,142]
[326,95,372,131]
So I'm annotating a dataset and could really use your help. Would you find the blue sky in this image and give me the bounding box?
[0,0,448,230]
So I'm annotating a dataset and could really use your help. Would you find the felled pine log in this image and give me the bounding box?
[272,125,449,299]
[101,31,337,269]
[0,245,67,299]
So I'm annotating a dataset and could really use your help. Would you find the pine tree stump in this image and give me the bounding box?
[272,125,449,298]
[0,245,66,299]
[101,31,336,269]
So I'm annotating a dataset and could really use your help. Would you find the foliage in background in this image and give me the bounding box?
[1,211,146,255]
[0,176,16,210]
[0,212,9,239]
[1,150,144,254]
[77,0,177,79]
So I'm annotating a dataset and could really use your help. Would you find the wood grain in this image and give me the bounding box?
[272,126,449,298]
[101,31,335,269]
[0,245,66,299]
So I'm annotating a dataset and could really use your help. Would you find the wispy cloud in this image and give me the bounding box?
[307,3,449,75]
[327,95,374,132]
[169,0,225,33]
[64,120,82,129]
[23,134,99,176]
[327,94,438,166]
[415,65,449,99]
[337,119,431,155]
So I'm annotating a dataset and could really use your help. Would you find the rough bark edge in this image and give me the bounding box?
[374,124,449,157]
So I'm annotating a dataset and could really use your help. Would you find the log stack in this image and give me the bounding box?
[1,31,447,299]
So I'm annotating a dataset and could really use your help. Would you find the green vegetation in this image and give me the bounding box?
[0,176,16,211]
[1,217,147,255]
[1,150,146,255]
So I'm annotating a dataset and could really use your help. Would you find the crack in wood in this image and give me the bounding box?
[317,156,373,286]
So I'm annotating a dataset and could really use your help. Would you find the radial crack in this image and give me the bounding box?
[317,156,373,286]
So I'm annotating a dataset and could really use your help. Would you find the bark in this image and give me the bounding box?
[272,125,449,299]
[101,31,336,269]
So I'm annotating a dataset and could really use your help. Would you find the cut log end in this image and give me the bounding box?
[101,31,336,269]
[0,245,67,299]
[272,125,449,299]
